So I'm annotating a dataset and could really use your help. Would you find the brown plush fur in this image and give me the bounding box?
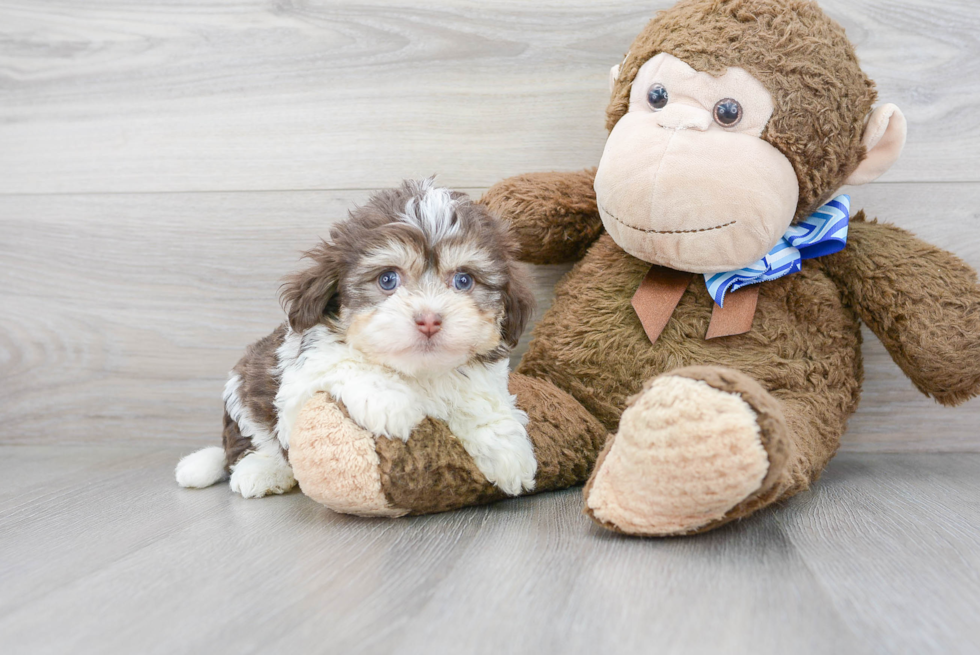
[375,374,609,514]
[820,216,980,406]
[518,232,863,490]
[607,0,877,221]
[480,169,603,264]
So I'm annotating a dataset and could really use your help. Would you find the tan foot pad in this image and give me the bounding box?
[585,375,769,535]
[289,393,408,517]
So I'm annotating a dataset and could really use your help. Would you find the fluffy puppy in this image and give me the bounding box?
[175,179,537,499]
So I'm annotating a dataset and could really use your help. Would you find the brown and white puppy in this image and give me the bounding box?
[175,179,537,499]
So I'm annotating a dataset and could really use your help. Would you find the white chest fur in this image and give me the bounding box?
[273,326,535,496]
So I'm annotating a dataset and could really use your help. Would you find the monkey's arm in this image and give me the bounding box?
[821,213,980,406]
[479,169,603,264]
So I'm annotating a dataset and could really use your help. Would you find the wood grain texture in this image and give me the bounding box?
[1,446,977,654]
[1,184,978,450]
[0,0,978,194]
[779,454,980,654]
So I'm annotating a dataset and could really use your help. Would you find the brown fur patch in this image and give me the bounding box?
[281,243,347,333]
[606,0,877,221]
[225,323,288,465]
[499,262,535,348]
[222,410,253,470]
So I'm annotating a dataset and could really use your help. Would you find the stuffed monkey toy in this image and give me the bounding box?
[288,0,980,535]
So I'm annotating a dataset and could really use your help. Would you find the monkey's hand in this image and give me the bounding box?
[479,168,603,265]
[821,214,980,406]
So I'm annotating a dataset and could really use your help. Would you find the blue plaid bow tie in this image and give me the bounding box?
[704,195,850,307]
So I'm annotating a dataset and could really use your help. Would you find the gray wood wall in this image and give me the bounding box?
[2,0,978,451]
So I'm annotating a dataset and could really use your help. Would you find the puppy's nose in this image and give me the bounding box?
[414,313,442,338]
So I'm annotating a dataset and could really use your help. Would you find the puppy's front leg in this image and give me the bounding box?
[331,373,426,442]
[449,408,537,497]
[230,448,296,499]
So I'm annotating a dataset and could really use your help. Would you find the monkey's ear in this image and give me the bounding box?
[608,64,621,94]
[845,104,907,186]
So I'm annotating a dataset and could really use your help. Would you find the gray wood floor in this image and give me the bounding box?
[1,448,979,654]
[2,1,979,654]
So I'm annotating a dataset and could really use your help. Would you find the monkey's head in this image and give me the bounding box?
[595,0,906,273]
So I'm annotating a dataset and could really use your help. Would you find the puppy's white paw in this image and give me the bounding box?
[339,385,426,441]
[463,420,537,496]
[229,452,296,499]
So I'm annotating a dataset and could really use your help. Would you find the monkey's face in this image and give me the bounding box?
[594,53,800,274]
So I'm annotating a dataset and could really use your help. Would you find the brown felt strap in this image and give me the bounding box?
[631,265,692,345]
[705,285,759,339]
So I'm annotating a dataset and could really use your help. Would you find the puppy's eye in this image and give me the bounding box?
[713,98,742,126]
[378,270,400,292]
[647,84,668,110]
[452,272,474,292]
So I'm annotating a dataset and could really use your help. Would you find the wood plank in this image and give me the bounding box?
[379,502,859,655]
[1,184,978,450]
[1,447,977,654]
[0,445,495,653]
[1,0,978,194]
[780,453,980,655]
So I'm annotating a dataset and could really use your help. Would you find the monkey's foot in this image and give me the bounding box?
[289,393,408,517]
[583,366,793,536]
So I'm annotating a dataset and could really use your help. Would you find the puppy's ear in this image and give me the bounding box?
[280,242,344,333]
[500,264,536,348]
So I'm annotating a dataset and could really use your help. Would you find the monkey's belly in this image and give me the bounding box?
[517,234,864,432]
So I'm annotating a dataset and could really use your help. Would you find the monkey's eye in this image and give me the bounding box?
[378,270,400,292]
[647,84,668,110]
[713,98,742,127]
[452,272,474,292]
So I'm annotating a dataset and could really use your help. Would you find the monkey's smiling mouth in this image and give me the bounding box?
[599,203,737,234]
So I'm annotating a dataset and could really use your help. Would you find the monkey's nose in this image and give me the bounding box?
[415,313,443,338]
[655,104,712,131]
